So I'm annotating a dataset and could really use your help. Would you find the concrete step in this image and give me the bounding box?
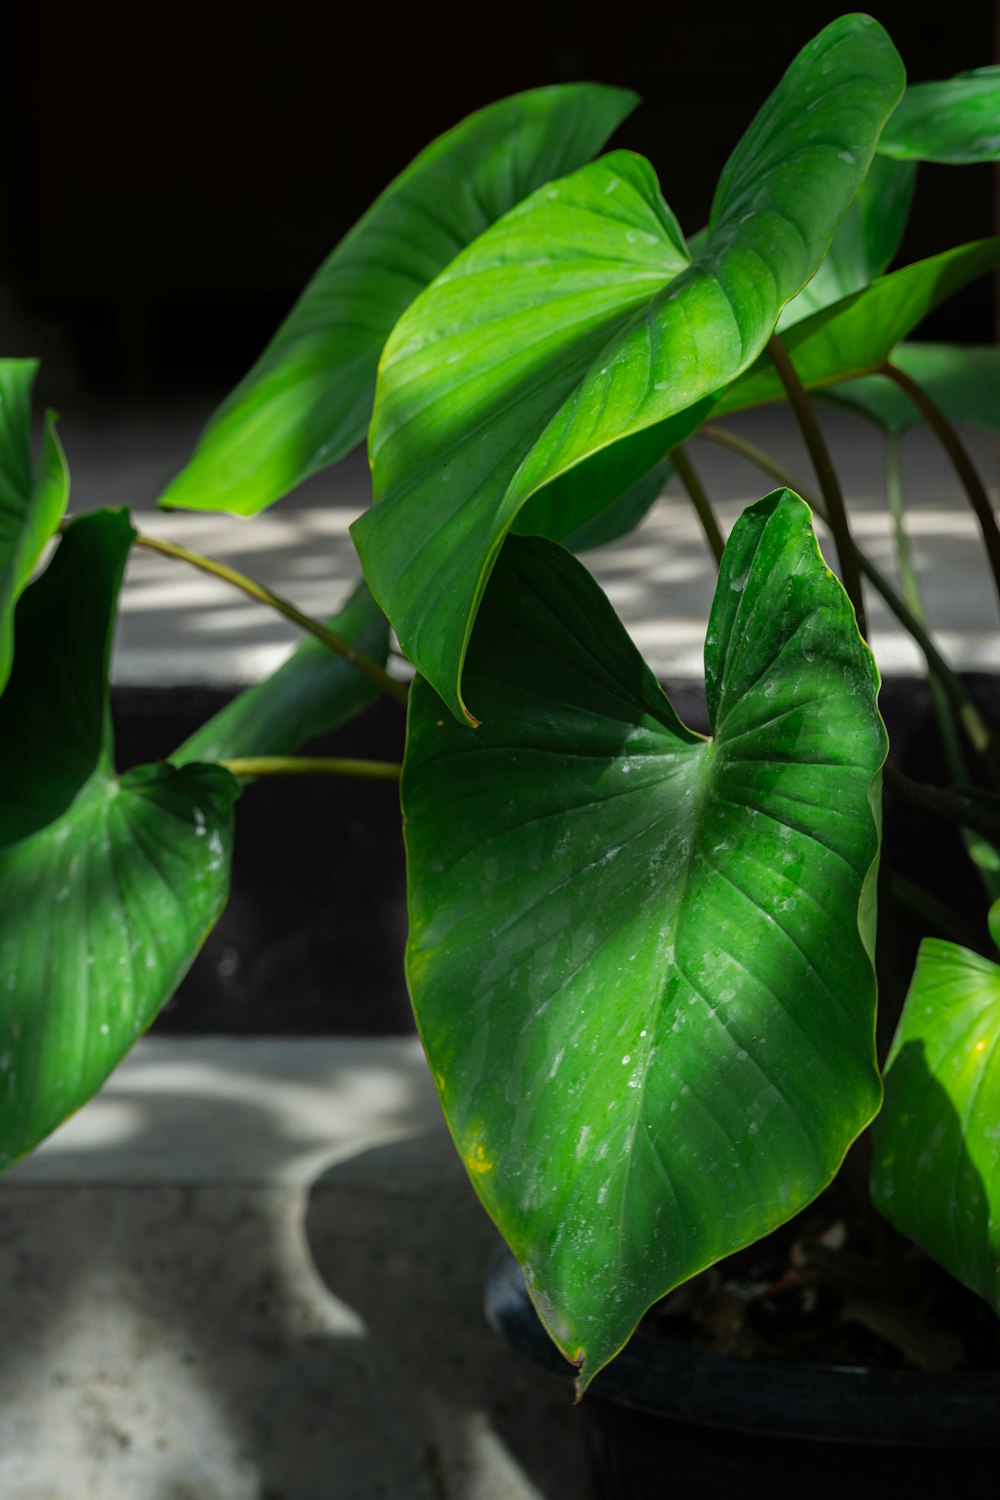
[1,1038,589,1500]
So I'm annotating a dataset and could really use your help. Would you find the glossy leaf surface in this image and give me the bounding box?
[872,929,1000,1311]
[822,343,1000,436]
[159,85,637,517]
[356,16,904,720]
[404,492,886,1386]
[0,512,239,1169]
[0,360,69,694]
[879,68,1000,163]
[172,577,389,764]
[778,154,915,328]
[720,239,1000,414]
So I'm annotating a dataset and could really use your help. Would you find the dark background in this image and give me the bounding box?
[2,0,997,406]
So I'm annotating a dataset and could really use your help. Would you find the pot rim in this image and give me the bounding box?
[485,1248,1000,1446]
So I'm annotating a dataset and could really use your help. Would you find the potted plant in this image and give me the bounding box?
[2,10,999,1488]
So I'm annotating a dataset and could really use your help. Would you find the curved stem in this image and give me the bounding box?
[766,334,867,636]
[132,532,408,706]
[220,757,402,782]
[885,765,1000,846]
[884,437,1000,898]
[889,872,985,953]
[671,443,725,563]
[880,361,1000,615]
[698,423,1000,784]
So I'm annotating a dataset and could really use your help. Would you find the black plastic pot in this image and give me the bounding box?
[485,1250,1000,1499]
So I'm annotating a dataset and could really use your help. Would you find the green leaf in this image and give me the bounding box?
[719,239,1000,415]
[158,85,638,517]
[0,359,70,695]
[513,410,709,551]
[778,154,915,328]
[871,930,1000,1312]
[172,577,389,765]
[560,454,673,553]
[822,342,1000,437]
[403,492,886,1387]
[355,15,904,721]
[879,68,1000,163]
[0,512,240,1169]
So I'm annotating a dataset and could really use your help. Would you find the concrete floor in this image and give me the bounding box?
[53,398,1000,687]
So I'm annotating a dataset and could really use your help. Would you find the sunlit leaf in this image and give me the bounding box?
[0,359,69,694]
[0,512,239,1169]
[404,491,885,1387]
[872,924,1000,1312]
[879,68,1000,163]
[719,239,1000,414]
[778,155,915,328]
[356,15,904,720]
[158,85,637,517]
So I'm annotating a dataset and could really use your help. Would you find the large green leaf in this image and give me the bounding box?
[158,85,637,517]
[879,68,1000,163]
[0,511,239,1170]
[778,154,915,328]
[355,15,904,721]
[871,918,1000,1312]
[0,359,69,694]
[719,239,1000,414]
[822,342,1000,437]
[403,491,886,1387]
[172,576,389,764]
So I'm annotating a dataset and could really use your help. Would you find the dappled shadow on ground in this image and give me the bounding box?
[0,1042,589,1498]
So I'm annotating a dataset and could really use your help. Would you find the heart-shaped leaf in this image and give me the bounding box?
[0,511,239,1170]
[172,576,390,764]
[0,359,69,695]
[403,492,886,1387]
[354,16,904,721]
[871,923,1000,1312]
[879,68,1000,163]
[778,154,915,329]
[719,239,1000,415]
[822,342,1000,437]
[158,84,637,517]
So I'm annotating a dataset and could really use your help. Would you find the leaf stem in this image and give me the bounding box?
[889,872,985,953]
[131,532,409,706]
[671,444,725,563]
[880,361,1000,615]
[766,334,867,637]
[698,423,1000,782]
[220,756,402,782]
[884,437,1000,898]
[884,765,1000,846]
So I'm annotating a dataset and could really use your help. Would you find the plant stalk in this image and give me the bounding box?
[132,532,408,706]
[885,765,1000,846]
[220,757,402,782]
[766,334,867,637]
[671,444,725,563]
[880,361,1000,615]
[889,872,985,953]
[699,423,1000,783]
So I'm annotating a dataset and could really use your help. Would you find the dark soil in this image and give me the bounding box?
[640,1177,1000,1375]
